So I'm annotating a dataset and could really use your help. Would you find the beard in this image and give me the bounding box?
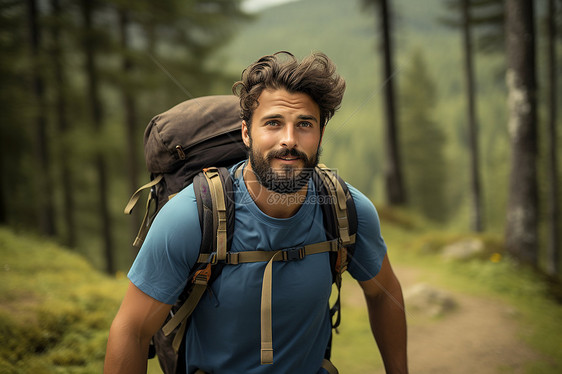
[248,142,321,194]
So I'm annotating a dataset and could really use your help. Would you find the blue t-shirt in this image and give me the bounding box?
[128,163,387,374]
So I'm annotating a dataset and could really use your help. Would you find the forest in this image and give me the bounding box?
[1,0,559,277]
[1,0,562,372]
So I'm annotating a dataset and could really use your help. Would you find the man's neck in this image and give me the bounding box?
[243,166,308,219]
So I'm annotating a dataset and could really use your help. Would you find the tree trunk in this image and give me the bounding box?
[50,0,76,248]
[81,0,114,274]
[378,0,406,205]
[462,0,484,232]
[504,0,538,267]
[27,0,57,237]
[118,8,142,258]
[0,150,5,223]
[546,0,559,276]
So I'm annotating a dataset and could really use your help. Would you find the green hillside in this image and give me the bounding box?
[0,227,127,373]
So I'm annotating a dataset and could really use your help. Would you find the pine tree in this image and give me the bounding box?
[27,0,57,237]
[441,0,505,232]
[48,0,77,248]
[400,50,448,222]
[361,0,406,206]
[0,0,29,225]
[545,0,559,276]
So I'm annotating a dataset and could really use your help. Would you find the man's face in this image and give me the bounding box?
[241,89,324,194]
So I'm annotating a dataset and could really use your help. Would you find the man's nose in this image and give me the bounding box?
[280,125,297,149]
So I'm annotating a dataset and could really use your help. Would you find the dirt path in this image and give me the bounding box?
[388,265,542,373]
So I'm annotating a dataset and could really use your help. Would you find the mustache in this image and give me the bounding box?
[267,148,308,160]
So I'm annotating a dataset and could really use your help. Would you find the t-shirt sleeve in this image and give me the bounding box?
[346,184,387,282]
[127,184,202,305]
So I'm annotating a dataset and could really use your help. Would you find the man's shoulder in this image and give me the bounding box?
[152,182,199,228]
[345,183,380,222]
[345,183,368,201]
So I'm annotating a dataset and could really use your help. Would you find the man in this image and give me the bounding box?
[105,51,408,373]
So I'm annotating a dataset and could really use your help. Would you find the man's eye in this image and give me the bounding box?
[266,120,280,126]
[298,121,313,128]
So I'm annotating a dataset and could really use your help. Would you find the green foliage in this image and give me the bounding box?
[216,0,520,236]
[0,227,127,373]
[331,277,385,372]
[2,0,560,275]
[0,0,251,273]
[407,230,504,257]
[440,0,505,53]
[375,204,428,231]
[0,0,38,228]
[399,49,449,222]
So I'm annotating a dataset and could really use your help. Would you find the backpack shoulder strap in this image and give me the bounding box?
[314,164,358,361]
[193,166,236,262]
[161,166,237,353]
[314,164,357,255]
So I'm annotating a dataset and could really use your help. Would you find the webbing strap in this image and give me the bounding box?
[125,174,163,248]
[322,359,339,374]
[255,238,353,365]
[132,193,154,248]
[196,239,345,265]
[203,168,227,262]
[331,268,344,331]
[194,239,350,365]
[124,174,163,214]
[163,264,212,352]
[234,163,244,179]
[162,282,206,336]
[316,165,352,246]
[315,165,355,333]
[172,314,189,353]
[260,251,282,364]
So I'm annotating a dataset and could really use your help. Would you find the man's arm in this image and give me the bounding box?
[104,282,172,374]
[359,253,408,373]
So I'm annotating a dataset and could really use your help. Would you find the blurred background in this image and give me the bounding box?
[1,0,561,372]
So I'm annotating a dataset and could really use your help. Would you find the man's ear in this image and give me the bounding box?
[242,120,251,148]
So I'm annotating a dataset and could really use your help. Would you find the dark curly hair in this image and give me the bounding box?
[232,51,346,129]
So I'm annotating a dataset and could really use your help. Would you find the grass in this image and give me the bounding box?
[1,222,561,373]
[0,227,127,373]
[330,276,384,373]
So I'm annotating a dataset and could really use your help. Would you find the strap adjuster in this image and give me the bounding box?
[193,263,212,285]
[227,252,239,265]
[282,247,305,261]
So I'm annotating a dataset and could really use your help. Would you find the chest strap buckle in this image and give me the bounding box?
[282,247,305,261]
